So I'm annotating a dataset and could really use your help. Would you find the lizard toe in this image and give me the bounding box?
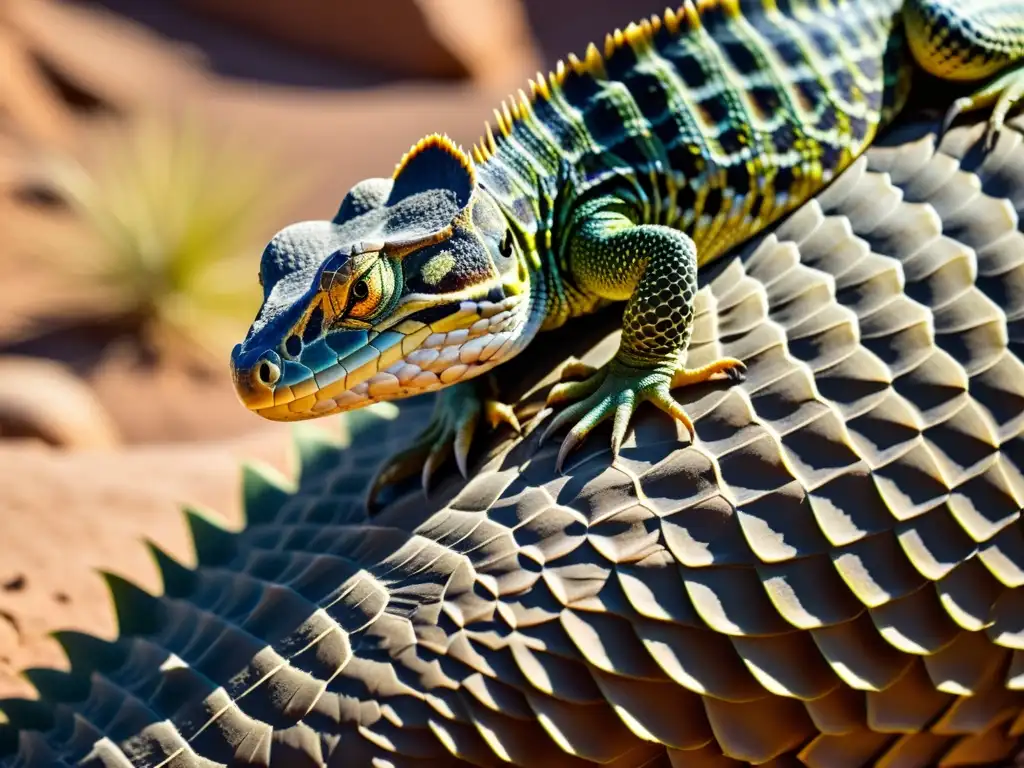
[422,435,456,493]
[541,356,744,470]
[542,360,677,470]
[546,373,604,407]
[986,73,1024,150]
[646,385,696,442]
[670,357,747,388]
[555,394,617,472]
[367,437,435,511]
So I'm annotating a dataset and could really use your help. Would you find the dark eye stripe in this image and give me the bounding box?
[407,302,463,326]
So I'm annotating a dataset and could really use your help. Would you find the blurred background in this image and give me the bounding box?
[0,0,668,448]
[0,0,669,697]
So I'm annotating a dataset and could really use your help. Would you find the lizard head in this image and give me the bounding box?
[230,134,529,421]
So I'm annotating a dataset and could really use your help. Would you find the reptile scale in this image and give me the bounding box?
[231,0,1024,497]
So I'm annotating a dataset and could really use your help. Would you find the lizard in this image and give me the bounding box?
[230,0,1024,502]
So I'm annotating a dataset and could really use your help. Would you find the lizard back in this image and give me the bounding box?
[474,0,909,268]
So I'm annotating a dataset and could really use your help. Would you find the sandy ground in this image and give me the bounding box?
[0,429,295,696]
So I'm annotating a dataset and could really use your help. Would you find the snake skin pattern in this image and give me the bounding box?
[4,111,1024,766]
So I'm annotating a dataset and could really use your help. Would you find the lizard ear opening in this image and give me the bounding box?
[389,134,475,210]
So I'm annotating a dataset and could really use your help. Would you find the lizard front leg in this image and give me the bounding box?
[542,202,745,470]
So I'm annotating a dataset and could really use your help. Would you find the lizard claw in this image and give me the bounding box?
[940,96,973,139]
[453,411,479,479]
[484,399,521,433]
[422,438,454,490]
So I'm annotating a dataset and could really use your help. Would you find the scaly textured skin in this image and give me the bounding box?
[7,112,1024,767]
[231,0,1024,495]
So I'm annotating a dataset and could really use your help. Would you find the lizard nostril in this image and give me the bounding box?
[257,360,280,386]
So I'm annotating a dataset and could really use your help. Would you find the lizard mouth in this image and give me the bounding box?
[232,294,526,421]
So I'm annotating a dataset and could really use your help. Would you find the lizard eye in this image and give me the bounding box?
[347,261,393,320]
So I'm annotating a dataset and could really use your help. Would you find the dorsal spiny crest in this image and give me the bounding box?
[530,71,550,100]
[493,107,510,138]
[675,1,702,30]
[516,89,532,123]
[664,5,681,33]
[389,132,477,215]
[470,120,498,164]
[507,95,522,123]
[392,133,475,191]
[567,42,605,78]
[473,120,497,162]
[605,29,626,59]
[554,58,567,85]
[465,3,734,169]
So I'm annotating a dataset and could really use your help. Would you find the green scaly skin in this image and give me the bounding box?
[231,0,1024,503]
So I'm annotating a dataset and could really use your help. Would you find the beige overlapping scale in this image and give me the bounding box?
[589,667,714,749]
[810,612,915,691]
[728,630,841,699]
[936,556,1006,632]
[9,116,1024,766]
[979,521,1024,587]
[798,729,896,768]
[457,688,601,767]
[703,693,818,763]
[759,555,865,628]
[801,685,867,735]
[897,500,980,582]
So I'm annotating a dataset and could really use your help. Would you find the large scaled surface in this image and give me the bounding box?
[4,113,1024,767]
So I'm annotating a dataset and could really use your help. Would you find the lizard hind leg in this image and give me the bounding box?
[905,0,1024,149]
[941,65,1024,150]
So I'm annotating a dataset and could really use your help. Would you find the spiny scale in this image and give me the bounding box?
[394,133,476,183]
[473,0,906,265]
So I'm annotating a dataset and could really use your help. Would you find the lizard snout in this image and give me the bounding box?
[231,345,281,411]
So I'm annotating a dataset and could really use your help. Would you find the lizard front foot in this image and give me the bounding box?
[367,377,520,509]
[540,356,746,471]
